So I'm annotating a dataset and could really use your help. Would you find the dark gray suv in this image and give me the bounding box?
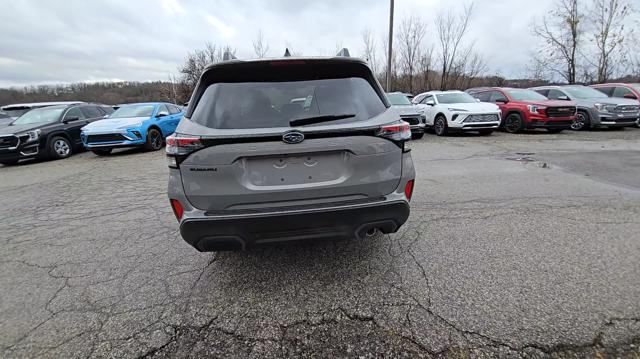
[166,53,416,251]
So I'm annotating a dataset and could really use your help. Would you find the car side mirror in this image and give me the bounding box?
[476,98,481,102]
[557,95,570,101]
[425,100,435,106]
[156,111,169,118]
[624,93,638,100]
[63,116,80,123]
[495,98,508,104]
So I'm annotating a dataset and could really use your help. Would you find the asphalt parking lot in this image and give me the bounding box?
[1,128,639,358]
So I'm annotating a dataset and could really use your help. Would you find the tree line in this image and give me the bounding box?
[1,0,638,107]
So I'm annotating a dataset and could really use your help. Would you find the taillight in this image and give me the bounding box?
[170,199,184,221]
[166,134,204,168]
[377,121,411,142]
[404,179,415,201]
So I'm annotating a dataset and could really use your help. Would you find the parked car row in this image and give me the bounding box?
[0,102,182,165]
[391,83,640,137]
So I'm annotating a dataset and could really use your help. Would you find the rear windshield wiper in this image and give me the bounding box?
[289,114,356,127]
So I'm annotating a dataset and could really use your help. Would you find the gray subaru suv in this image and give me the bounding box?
[167,53,416,251]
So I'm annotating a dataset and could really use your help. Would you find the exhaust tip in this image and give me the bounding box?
[365,228,379,237]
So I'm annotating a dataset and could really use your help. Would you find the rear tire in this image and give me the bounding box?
[48,136,72,160]
[478,129,494,136]
[503,113,524,133]
[412,132,425,140]
[571,111,591,131]
[92,149,112,156]
[434,115,448,136]
[144,128,163,151]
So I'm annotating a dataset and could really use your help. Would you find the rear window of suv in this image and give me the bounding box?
[190,76,386,129]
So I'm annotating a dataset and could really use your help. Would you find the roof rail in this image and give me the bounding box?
[283,48,291,57]
[222,50,237,61]
[336,48,350,57]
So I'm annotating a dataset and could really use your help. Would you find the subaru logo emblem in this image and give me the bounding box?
[282,131,304,144]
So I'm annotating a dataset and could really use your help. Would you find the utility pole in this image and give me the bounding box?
[386,0,394,92]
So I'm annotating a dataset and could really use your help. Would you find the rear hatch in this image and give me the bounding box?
[174,58,407,212]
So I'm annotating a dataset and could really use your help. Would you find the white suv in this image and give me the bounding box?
[414,91,501,136]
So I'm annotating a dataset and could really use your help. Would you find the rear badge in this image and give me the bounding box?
[282,131,304,144]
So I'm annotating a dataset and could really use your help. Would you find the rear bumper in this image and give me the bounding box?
[179,200,410,251]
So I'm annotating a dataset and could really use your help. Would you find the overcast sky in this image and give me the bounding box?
[0,0,559,87]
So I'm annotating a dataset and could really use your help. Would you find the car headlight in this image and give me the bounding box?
[527,105,538,114]
[594,103,605,111]
[448,108,468,112]
[19,129,41,143]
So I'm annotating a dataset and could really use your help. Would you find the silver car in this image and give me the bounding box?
[167,54,416,251]
[386,92,426,139]
[530,85,640,130]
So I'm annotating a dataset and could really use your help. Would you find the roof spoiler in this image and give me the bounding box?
[336,48,350,57]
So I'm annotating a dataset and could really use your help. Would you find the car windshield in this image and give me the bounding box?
[436,92,477,104]
[387,93,412,106]
[631,84,640,92]
[505,89,548,101]
[191,77,385,129]
[564,86,608,99]
[11,107,65,125]
[109,105,155,118]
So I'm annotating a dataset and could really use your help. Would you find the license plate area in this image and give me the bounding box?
[245,151,348,187]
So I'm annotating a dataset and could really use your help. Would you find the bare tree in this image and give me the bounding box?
[417,45,435,91]
[460,51,488,89]
[397,16,427,93]
[361,28,379,74]
[588,0,633,82]
[177,42,235,98]
[436,2,474,90]
[252,30,270,58]
[533,0,582,83]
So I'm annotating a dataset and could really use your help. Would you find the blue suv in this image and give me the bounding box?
[81,102,183,155]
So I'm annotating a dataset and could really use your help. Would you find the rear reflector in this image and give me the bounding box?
[404,180,415,201]
[377,121,411,142]
[170,199,184,221]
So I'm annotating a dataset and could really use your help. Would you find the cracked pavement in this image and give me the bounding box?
[1,129,639,358]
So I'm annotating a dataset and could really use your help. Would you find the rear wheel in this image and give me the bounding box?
[48,136,72,160]
[571,111,590,131]
[478,129,494,136]
[144,128,163,151]
[503,113,524,133]
[546,128,564,134]
[92,149,112,156]
[412,132,424,140]
[434,116,448,136]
